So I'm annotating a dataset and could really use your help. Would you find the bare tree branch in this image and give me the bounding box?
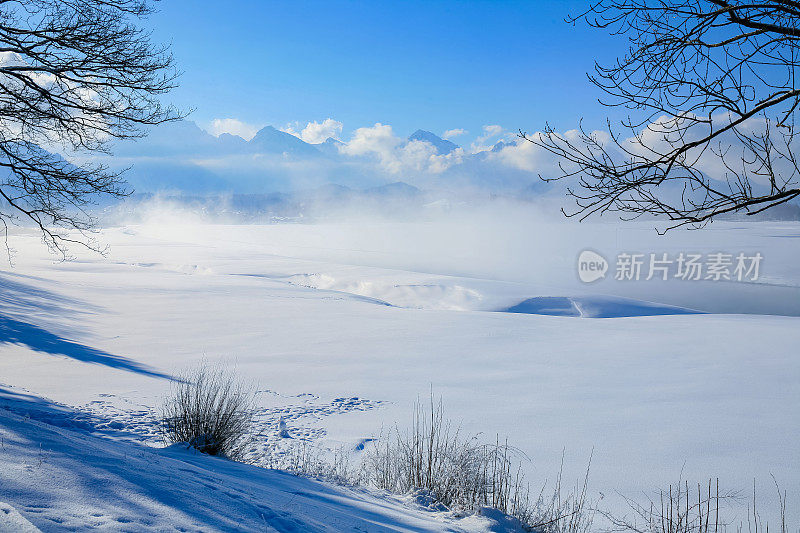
[0,0,181,256]
[525,0,800,229]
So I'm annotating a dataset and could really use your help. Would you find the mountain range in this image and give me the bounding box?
[104,120,546,196]
[41,118,799,221]
[115,120,469,160]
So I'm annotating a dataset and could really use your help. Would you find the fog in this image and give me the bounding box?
[97,193,800,317]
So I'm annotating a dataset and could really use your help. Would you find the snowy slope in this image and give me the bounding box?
[0,387,519,532]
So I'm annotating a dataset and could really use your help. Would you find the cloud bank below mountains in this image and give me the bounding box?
[82,114,799,226]
[98,117,557,196]
[80,113,800,226]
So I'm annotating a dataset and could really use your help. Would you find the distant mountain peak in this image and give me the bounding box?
[491,140,506,152]
[251,125,284,140]
[489,139,519,152]
[218,132,247,144]
[365,181,421,198]
[312,136,345,156]
[408,130,459,155]
[249,125,322,157]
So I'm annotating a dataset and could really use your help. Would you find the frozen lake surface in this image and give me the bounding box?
[0,217,797,529]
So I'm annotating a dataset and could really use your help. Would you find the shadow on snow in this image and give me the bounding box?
[0,271,170,379]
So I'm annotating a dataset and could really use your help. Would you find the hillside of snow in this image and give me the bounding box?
[0,389,522,532]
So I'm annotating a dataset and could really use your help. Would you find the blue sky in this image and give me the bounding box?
[149,1,618,143]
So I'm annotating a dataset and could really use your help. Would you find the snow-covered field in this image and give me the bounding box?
[0,209,798,531]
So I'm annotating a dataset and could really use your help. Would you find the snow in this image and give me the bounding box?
[0,390,514,532]
[502,295,701,317]
[0,215,798,530]
[0,501,39,533]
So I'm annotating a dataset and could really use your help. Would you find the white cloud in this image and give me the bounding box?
[487,114,796,186]
[488,137,542,172]
[281,121,302,138]
[339,123,403,171]
[470,124,505,153]
[488,128,611,177]
[339,123,462,174]
[428,147,466,174]
[208,118,259,140]
[442,128,468,140]
[399,140,440,172]
[298,118,343,144]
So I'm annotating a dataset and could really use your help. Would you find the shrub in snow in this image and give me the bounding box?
[161,365,254,460]
[365,397,593,533]
[598,479,793,533]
